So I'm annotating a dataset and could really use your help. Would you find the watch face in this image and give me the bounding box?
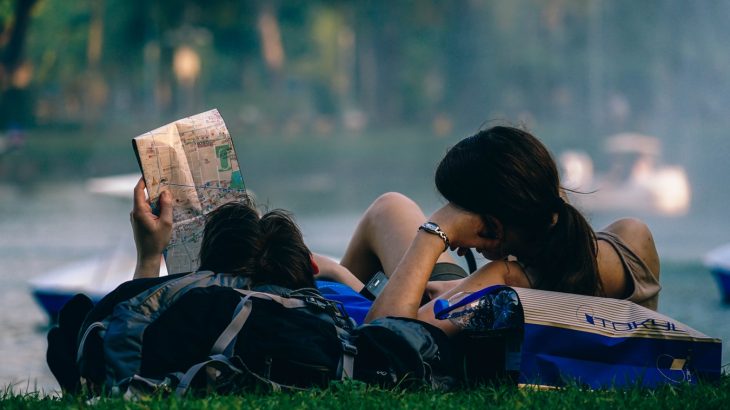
[423,222,439,231]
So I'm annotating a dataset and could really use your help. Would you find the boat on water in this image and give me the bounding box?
[29,244,169,321]
[29,173,167,321]
[560,133,691,216]
[704,243,730,303]
[85,173,142,198]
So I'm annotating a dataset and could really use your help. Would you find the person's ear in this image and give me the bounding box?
[480,215,504,241]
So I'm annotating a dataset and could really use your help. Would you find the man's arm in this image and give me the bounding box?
[130,178,173,279]
[312,253,366,292]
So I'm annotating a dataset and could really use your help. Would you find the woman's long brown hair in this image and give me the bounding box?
[435,126,601,296]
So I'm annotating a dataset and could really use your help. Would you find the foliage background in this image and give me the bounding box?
[3,1,729,138]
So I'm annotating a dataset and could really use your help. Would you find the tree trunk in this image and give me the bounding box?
[0,0,39,128]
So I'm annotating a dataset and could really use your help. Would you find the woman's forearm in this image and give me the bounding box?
[365,231,444,322]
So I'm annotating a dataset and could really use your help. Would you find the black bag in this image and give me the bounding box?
[352,317,459,391]
[142,286,356,393]
[68,271,356,397]
[451,327,524,386]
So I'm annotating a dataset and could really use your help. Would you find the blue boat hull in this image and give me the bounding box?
[31,289,103,322]
[711,269,730,303]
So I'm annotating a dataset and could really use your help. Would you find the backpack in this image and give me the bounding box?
[75,270,357,397]
[53,271,468,397]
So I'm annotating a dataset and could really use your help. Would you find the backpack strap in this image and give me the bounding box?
[76,321,105,362]
[340,338,357,379]
[175,354,305,396]
[234,289,309,308]
[118,373,182,399]
[175,354,244,396]
[210,290,309,356]
[220,289,357,380]
[210,294,254,356]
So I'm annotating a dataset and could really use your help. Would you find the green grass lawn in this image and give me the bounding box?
[3,377,729,410]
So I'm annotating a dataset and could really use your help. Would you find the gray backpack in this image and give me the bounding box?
[76,270,357,397]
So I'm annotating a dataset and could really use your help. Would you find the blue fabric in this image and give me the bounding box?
[521,323,722,388]
[316,280,372,325]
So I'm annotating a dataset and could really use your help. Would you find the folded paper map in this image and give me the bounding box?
[133,109,246,274]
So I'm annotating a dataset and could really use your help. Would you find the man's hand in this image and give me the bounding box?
[131,178,173,278]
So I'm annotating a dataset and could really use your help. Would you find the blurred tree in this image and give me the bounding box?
[0,0,38,129]
[6,0,730,142]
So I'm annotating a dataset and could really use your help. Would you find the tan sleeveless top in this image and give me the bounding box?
[595,231,661,310]
[518,231,661,310]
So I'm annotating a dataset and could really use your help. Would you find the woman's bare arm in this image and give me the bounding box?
[365,202,496,323]
[365,231,445,322]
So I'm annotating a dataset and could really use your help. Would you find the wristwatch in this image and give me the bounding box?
[418,221,450,252]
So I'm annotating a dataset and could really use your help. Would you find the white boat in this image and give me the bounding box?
[85,173,142,198]
[704,243,730,303]
[29,173,168,321]
[560,133,691,216]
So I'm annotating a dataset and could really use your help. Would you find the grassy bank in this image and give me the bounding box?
[3,377,729,410]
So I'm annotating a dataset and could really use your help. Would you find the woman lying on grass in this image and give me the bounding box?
[317,126,661,335]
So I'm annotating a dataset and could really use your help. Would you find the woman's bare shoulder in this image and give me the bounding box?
[596,240,628,298]
[597,217,660,297]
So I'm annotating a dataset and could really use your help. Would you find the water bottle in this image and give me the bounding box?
[433,286,521,331]
[435,286,524,385]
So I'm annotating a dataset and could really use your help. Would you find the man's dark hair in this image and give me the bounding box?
[198,197,315,289]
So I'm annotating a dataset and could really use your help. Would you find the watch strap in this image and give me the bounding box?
[418,222,450,252]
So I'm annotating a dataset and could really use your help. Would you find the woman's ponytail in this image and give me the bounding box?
[531,200,601,296]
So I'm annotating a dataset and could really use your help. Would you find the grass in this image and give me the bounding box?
[2,377,729,410]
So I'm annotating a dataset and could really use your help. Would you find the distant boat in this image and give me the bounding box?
[704,243,730,303]
[85,173,141,198]
[29,244,169,321]
[560,133,691,216]
[29,173,167,322]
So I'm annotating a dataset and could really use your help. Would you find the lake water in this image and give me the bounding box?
[0,181,727,394]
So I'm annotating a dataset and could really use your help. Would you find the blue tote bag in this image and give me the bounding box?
[513,288,722,388]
